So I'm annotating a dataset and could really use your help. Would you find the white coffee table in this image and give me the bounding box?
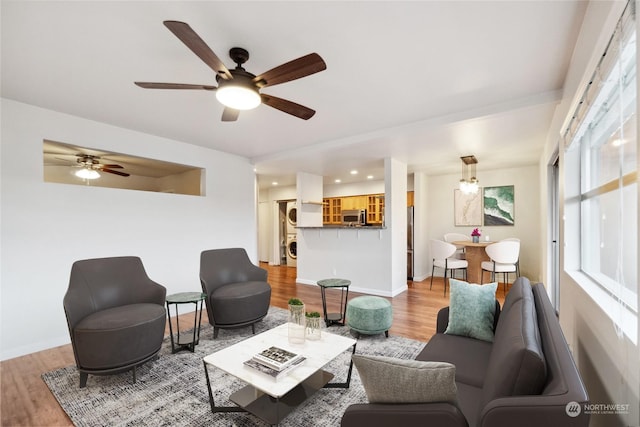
[203,323,357,425]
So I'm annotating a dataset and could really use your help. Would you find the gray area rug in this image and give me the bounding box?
[43,306,426,426]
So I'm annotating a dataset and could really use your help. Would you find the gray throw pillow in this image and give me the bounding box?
[445,279,498,342]
[352,355,457,404]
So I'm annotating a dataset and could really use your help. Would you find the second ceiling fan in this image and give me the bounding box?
[135,21,327,122]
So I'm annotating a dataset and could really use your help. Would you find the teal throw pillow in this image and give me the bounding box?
[444,279,498,342]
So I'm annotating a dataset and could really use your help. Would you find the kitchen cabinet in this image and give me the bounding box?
[323,198,342,224]
[322,192,411,225]
[341,195,367,211]
[367,194,384,224]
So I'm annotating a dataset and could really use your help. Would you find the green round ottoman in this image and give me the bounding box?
[346,296,392,338]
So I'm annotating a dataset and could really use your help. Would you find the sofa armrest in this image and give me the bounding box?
[341,402,468,427]
[480,395,589,427]
[436,307,450,333]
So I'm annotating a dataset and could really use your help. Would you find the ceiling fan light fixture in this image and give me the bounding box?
[215,84,261,110]
[75,168,100,180]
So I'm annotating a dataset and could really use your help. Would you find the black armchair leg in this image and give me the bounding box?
[429,263,435,290]
[79,372,88,388]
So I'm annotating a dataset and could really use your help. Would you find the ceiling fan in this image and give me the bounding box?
[135,20,327,122]
[72,155,130,178]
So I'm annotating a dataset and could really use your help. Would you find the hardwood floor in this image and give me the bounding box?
[0,264,507,426]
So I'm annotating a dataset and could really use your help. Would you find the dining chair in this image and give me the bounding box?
[480,240,520,293]
[443,233,471,259]
[500,237,521,276]
[430,239,468,296]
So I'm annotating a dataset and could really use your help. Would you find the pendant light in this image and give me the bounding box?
[459,155,479,194]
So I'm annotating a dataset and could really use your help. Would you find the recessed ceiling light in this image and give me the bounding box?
[350,170,358,175]
[335,179,341,183]
[367,175,374,179]
[272,181,278,186]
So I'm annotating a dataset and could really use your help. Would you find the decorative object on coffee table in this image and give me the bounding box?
[165,291,206,353]
[317,278,351,326]
[471,227,481,243]
[287,298,306,344]
[346,295,393,338]
[305,311,322,340]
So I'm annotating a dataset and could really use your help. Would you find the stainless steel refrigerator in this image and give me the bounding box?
[407,206,414,280]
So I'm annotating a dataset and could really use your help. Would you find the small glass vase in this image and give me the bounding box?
[305,316,322,341]
[288,303,306,344]
[472,236,480,243]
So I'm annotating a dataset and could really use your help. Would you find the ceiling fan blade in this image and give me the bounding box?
[221,107,240,122]
[163,21,232,80]
[100,164,123,169]
[102,168,130,177]
[253,53,326,88]
[135,82,216,90]
[54,156,76,163]
[261,94,316,120]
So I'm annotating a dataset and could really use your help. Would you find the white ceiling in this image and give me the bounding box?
[1,1,587,189]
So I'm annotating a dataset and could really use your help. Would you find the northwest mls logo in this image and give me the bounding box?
[566,401,581,417]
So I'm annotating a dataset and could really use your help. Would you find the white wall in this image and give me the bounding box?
[423,164,542,281]
[0,99,259,360]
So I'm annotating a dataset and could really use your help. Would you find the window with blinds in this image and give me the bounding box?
[564,1,637,314]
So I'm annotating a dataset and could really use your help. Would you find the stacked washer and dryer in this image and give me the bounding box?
[285,202,297,267]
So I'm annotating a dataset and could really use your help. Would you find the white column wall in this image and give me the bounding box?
[385,158,408,295]
[413,171,430,281]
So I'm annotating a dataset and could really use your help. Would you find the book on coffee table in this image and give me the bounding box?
[243,355,306,379]
[252,346,304,371]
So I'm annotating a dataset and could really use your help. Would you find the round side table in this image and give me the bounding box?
[317,278,351,327]
[166,292,206,353]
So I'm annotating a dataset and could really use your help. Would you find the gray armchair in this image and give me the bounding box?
[63,256,166,387]
[200,248,271,338]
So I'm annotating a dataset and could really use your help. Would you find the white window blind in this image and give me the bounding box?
[564,0,637,320]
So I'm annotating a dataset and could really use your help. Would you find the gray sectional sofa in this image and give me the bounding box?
[342,277,590,427]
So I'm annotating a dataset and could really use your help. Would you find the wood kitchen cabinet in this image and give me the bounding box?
[322,192,411,225]
[367,194,385,224]
[323,198,342,224]
[341,195,367,210]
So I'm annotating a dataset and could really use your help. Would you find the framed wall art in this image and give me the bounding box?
[454,189,482,226]
[483,185,515,226]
